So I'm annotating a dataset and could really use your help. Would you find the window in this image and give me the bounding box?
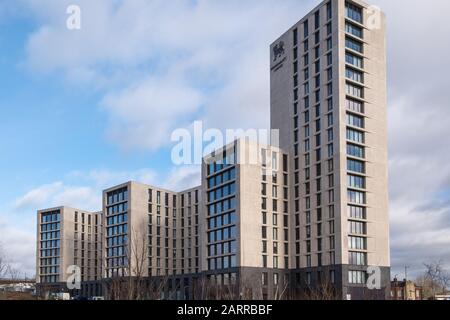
[349,270,366,284]
[314,11,320,29]
[262,272,268,286]
[346,128,364,144]
[348,174,365,189]
[346,52,363,68]
[345,2,363,24]
[306,255,312,268]
[349,220,367,235]
[262,227,267,239]
[345,37,363,53]
[327,113,333,127]
[348,190,366,204]
[348,205,366,219]
[327,68,332,81]
[262,241,267,254]
[304,67,309,81]
[347,113,364,128]
[326,2,332,20]
[273,257,279,268]
[346,83,363,98]
[346,98,363,113]
[349,236,367,250]
[346,67,363,83]
[327,83,333,96]
[314,31,320,45]
[328,143,334,158]
[315,75,320,88]
[349,251,367,265]
[345,22,363,38]
[327,128,334,142]
[347,159,365,173]
[303,20,309,38]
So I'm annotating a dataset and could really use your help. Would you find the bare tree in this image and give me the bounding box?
[299,281,339,300]
[7,266,21,281]
[105,223,171,300]
[0,245,8,280]
[421,260,450,298]
[124,224,148,300]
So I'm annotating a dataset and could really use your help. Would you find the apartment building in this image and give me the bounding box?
[36,207,103,298]
[36,0,390,300]
[102,181,203,299]
[270,0,390,299]
[390,278,423,300]
[201,139,289,299]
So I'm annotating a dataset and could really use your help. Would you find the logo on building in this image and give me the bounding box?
[272,41,285,62]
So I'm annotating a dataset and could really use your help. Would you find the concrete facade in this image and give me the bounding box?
[36,207,103,298]
[36,0,390,300]
[270,0,390,299]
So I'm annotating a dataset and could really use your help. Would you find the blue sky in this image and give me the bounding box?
[1,0,450,280]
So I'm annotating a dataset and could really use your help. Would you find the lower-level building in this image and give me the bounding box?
[390,278,423,300]
[36,140,390,300]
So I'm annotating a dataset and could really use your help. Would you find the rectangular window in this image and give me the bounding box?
[348,190,366,204]
[348,174,365,189]
[314,11,320,29]
[349,270,367,284]
[349,236,367,250]
[346,52,363,68]
[349,220,367,235]
[345,37,363,53]
[328,143,334,158]
[346,67,363,83]
[345,2,363,24]
[346,98,363,113]
[347,113,364,128]
[347,159,365,173]
[326,2,332,20]
[349,251,367,265]
[346,83,363,98]
[303,20,309,38]
[348,205,366,219]
[345,22,363,38]
[314,31,320,45]
[346,128,364,144]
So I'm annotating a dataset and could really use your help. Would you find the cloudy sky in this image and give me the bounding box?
[0,0,449,279]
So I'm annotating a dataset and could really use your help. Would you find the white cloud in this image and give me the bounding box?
[0,220,36,278]
[67,168,158,189]
[164,165,201,192]
[1,167,161,276]
[13,182,98,212]
[101,76,203,151]
[371,0,450,277]
[21,0,315,150]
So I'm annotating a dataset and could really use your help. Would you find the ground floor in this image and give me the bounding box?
[36,281,103,300]
[37,265,391,300]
